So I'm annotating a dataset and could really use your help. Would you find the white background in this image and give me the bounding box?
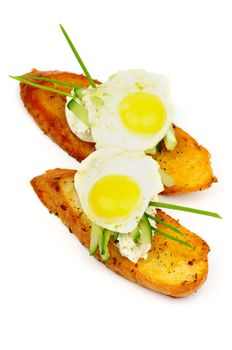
[0,0,230,349]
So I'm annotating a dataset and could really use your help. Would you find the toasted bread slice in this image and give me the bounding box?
[31,168,209,297]
[21,70,217,195]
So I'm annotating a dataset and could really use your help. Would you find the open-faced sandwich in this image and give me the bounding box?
[11,25,221,297]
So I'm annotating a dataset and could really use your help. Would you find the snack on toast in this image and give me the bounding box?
[21,70,217,195]
[31,168,209,297]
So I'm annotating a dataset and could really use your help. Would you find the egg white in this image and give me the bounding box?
[83,69,173,151]
[74,148,163,233]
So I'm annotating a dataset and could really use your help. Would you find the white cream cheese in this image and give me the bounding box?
[117,232,151,264]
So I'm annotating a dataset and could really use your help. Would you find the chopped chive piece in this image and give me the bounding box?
[18,75,79,88]
[149,201,222,219]
[145,213,186,237]
[156,140,162,153]
[10,76,71,97]
[139,214,152,244]
[67,99,90,126]
[131,226,140,243]
[59,24,96,88]
[151,226,192,248]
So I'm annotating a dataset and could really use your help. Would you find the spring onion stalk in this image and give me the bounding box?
[149,201,222,219]
[151,226,192,248]
[10,76,72,97]
[59,24,96,88]
[17,75,79,88]
[145,213,186,237]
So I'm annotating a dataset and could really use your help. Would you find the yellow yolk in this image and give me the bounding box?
[119,92,167,134]
[88,175,141,219]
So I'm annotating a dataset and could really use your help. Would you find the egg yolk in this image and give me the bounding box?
[88,175,141,219]
[119,92,167,134]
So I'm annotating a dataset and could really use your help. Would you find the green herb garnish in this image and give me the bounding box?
[10,75,72,97]
[59,24,96,88]
[151,226,192,248]
[149,201,222,219]
[17,75,79,88]
[145,213,186,237]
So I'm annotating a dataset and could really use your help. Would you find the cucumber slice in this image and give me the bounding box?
[114,232,119,241]
[131,226,140,243]
[100,229,112,262]
[159,169,175,187]
[89,223,103,255]
[139,214,152,244]
[67,99,90,127]
[164,124,177,151]
[73,87,88,99]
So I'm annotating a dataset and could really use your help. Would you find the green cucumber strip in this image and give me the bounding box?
[114,232,119,241]
[145,213,186,237]
[74,87,88,99]
[149,201,222,219]
[159,169,175,187]
[10,76,71,97]
[59,24,96,88]
[164,124,177,151]
[139,214,152,244]
[20,75,79,88]
[131,226,140,243]
[156,140,162,153]
[151,226,192,248]
[67,99,90,127]
[100,229,112,262]
[89,223,103,255]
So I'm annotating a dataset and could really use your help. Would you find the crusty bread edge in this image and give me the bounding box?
[30,168,209,297]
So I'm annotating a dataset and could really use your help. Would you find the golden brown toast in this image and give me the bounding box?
[31,168,210,297]
[21,70,217,195]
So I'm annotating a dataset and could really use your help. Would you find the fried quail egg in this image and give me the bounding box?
[82,69,173,151]
[74,148,163,233]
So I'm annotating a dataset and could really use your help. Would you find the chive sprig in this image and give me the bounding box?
[10,75,72,97]
[149,201,222,219]
[59,24,96,88]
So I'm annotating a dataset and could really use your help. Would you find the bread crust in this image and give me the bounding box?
[31,168,209,297]
[20,70,217,195]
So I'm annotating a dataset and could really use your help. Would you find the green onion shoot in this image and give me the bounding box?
[149,201,222,219]
[145,213,186,237]
[59,24,96,88]
[151,226,192,248]
[10,75,72,97]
